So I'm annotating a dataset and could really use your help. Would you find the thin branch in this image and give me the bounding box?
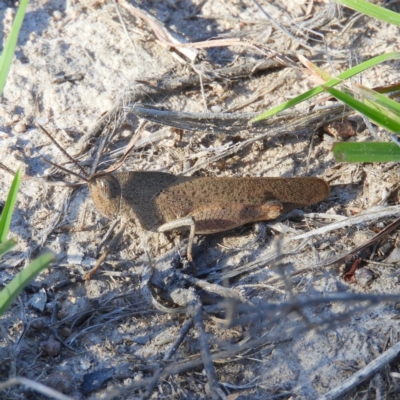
[319,340,400,400]
[0,377,73,400]
[290,205,400,241]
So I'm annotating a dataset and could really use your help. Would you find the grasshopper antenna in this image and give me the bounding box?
[41,157,89,183]
[37,124,90,182]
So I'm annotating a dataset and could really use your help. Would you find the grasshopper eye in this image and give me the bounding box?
[93,175,120,200]
[89,175,121,220]
[99,179,113,199]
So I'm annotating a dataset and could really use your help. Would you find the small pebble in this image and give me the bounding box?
[80,358,92,371]
[41,371,73,394]
[211,105,222,113]
[386,247,400,263]
[352,231,375,247]
[132,335,149,345]
[53,10,62,20]
[58,326,71,338]
[40,338,61,356]
[36,116,49,125]
[355,268,375,287]
[27,288,47,312]
[31,319,45,330]
[14,122,27,133]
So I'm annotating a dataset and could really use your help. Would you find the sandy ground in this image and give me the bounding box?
[2,0,400,399]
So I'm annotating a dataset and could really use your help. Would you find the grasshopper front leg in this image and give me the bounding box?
[157,201,284,262]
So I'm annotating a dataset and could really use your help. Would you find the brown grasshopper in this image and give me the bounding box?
[39,125,330,264]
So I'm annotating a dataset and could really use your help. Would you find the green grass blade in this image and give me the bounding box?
[0,0,30,95]
[333,142,400,163]
[333,0,400,27]
[0,253,53,316]
[322,86,400,132]
[0,238,17,258]
[251,52,400,123]
[0,169,21,243]
[354,84,400,116]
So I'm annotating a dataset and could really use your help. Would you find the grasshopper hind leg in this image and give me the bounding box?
[156,201,284,264]
[188,201,283,234]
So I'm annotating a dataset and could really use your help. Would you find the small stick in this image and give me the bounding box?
[95,219,120,256]
[117,0,270,57]
[290,206,400,241]
[275,215,400,283]
[111,0,136,51]
[319,340,400,400]
[84,220,127,280]
[0,377,73,400]
[253,0,313,51]
[187,290,225,400]
[141,317,193,400]
[102,119,148,174]
[178,272,253,307]
[105,292,400,397]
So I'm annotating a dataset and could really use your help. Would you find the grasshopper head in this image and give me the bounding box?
[89,174,121,220]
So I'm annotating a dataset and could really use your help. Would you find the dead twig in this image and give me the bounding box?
[226,292,400,328]
[253,0,314,51]
[74,58,285,156]
[84,220,127,280]
[187,290,226,400]
[319,340,400,400]
[102,292,400,398]
[290,206,400,241]
[141,317,193,400]
[0,377,73,400]
[266,215,400,285]
[117,0,282,59]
